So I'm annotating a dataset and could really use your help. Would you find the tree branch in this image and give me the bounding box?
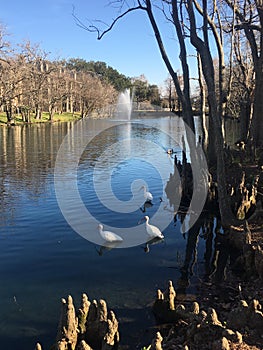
[224,0,259,63]
[235,23,261,31]
[72,4,145,40]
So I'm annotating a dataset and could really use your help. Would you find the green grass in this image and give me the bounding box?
[0,112,82,125]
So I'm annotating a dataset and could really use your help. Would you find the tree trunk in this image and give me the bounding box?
[250,2,263,147]
[250,65,263,147]
[197,53,208,153]
[145,0,195,133]
[186,0,237,226]
[5,103,14,124]
[225,0,263,148]
[240,100,251,141]
[48,105,55,121]
[35,106,42,120]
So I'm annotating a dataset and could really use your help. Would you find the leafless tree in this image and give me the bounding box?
[0,25,119,122]
[224,0,263,147]
[164,73,182,113]
[0,54,29,123]
[42,62,69,121]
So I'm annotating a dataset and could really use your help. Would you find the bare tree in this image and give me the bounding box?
[164,75,175,112]
[226,35,254,139]
[43,62,69,121]
[75,71,116,118]
[0,54,29,124]
[0,24,120,122]
[15,41,53,122]
[185,0,238,225]
[224,0,263,148]
[164,73,182,113]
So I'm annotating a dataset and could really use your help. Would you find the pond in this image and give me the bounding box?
[0,116,238,349]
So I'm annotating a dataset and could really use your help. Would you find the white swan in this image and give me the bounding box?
[144,216,164,239]
[140,185,153,202]
[98,224,123,243]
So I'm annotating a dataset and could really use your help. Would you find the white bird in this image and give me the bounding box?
[144,216,164,239]
[98,224,123,243]
[140,185,153,202]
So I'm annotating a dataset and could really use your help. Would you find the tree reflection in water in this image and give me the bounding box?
[165,149,245,296]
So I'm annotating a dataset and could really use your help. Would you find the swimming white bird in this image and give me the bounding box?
[140,185,153,202]
[144,216,164,239]
[98,224,123,243]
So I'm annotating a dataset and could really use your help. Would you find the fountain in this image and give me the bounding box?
[114,88,133,120]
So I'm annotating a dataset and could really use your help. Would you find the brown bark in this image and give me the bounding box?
[251,65,263,147]
[145,0,195,133]
[225,0,263,147]
[186,0,237,226]
[197,54,209,153]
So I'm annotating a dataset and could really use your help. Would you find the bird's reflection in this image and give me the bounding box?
[95,241,122,256]
[142,236,164,253]
[140,200,153,213]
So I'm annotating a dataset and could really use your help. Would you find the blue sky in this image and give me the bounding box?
[1,0,197,88]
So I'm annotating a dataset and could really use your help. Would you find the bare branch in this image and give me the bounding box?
[235,23,261,31]
[72,4,145,40]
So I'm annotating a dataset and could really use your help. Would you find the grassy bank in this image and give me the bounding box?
[0,112,82,125]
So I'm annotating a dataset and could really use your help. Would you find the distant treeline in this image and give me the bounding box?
[0,35,162,124]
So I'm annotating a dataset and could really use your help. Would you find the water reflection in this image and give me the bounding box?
[140,201,153,213]
[95,241,123,256]
[142,237,165,253]
[0,123,74,226]
[163,120,240,293]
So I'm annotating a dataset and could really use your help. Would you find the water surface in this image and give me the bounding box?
[0,116,237,349]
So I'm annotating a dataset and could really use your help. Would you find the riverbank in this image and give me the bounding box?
[0,110,179,126]
[146,155,263,349]
[34,219,263,350]
[0,112,82,126]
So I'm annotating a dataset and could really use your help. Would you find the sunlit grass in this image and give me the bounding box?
[0,112,82,125]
